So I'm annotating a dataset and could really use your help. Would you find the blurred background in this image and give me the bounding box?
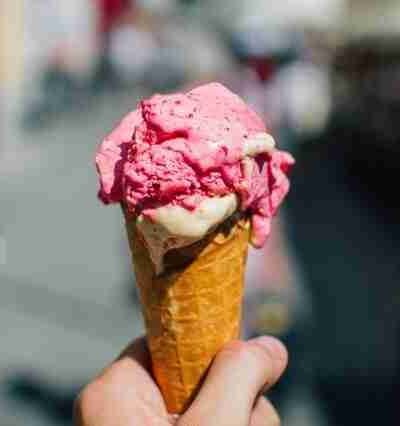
[2,0,400,424]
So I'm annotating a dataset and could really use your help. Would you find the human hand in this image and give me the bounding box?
[74,335,288,426]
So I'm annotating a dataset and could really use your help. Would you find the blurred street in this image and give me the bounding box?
[2,0,400,425]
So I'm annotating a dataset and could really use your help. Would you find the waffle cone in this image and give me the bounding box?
[123,209,250,414]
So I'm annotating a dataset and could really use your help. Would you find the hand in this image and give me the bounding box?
[74,335,288,426]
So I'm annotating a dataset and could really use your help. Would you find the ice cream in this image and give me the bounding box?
[96,82,294,273]
[136,194,238,274]
[95,82,294,413]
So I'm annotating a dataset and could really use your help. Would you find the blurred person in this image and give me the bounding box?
[99,0,188,90]
[96,0,133,39]
[23,0,98,127]
[108,22,158,85]
[146,18,232,90]
[93,0,134,87]
[75,336,288,426]
[25,0,98,83]
[228,26,331,145]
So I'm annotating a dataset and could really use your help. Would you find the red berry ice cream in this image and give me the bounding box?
[96,83,294,273]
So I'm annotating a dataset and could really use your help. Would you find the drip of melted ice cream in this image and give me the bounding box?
[136,194,238,274]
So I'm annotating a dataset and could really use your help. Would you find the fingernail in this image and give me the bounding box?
[249,336,288,362]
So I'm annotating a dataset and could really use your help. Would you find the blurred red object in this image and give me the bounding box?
[247,58,276,82]
[95,0,133,35]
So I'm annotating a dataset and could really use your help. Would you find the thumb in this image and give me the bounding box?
[178,336,287,426]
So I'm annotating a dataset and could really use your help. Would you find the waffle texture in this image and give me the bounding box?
[124,211,250,413]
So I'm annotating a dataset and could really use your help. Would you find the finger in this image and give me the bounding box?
[250,397,280,426]
[99,336,164,408]
[89,336,153,392]
[74,336,168,425]
[178,336,287,426]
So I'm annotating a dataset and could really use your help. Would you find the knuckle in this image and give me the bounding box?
[220,340,250,361]
[221,340,273,371]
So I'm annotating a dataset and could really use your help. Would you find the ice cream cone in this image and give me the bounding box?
[96,83,294,413]
[123,208,250,414]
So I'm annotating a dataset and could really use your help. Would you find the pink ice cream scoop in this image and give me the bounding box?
[96,82,294,247]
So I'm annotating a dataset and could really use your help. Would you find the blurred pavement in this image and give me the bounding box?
[1,90,147,425]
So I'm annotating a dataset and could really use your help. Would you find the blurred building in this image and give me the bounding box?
[209,0,345,31]
[347,0,400,37]
[0,0,24,91]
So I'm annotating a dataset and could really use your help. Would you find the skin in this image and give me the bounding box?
[74,335,288,426]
